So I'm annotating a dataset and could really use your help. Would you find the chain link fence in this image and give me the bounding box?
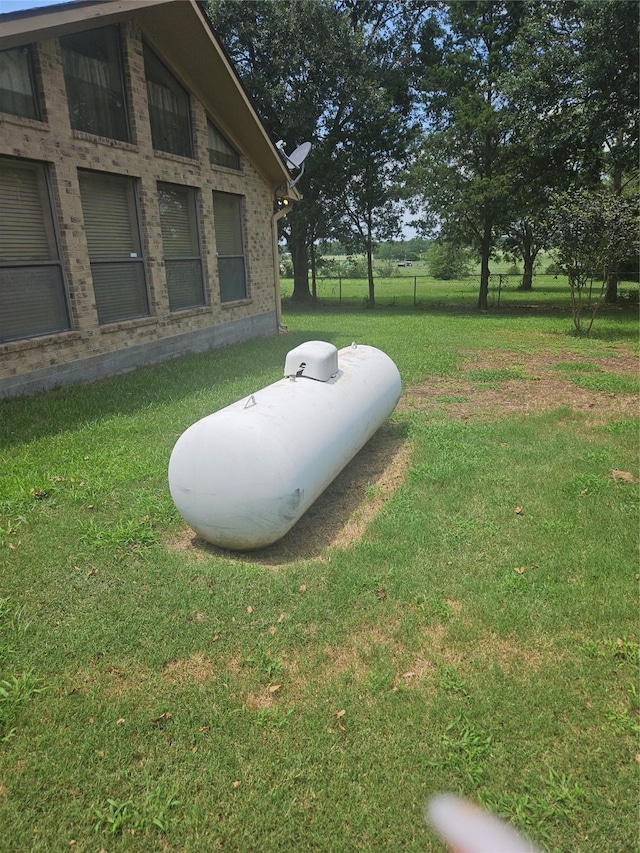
[281,273,555,308]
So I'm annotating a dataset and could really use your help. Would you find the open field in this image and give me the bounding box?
[0,283,638,851]
[280,269,640,309]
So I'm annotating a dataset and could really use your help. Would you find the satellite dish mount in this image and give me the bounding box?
[276,140,312,189]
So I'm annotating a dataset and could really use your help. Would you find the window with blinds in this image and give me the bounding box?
[213,192,247,302]
[207,121,240,170]
[78,170,149,325]
[143,44,192,158]
[60,26,129,142]
[158,183,204,311]
[0,45,39,120]
[0,157,70,343]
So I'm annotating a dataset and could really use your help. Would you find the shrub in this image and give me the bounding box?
[427,242,473,279]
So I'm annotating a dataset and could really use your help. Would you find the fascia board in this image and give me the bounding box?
[0,0,300,199]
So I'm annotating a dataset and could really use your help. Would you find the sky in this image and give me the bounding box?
[1,0,68,11]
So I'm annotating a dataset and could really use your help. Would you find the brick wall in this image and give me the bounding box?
[0,20,280,396]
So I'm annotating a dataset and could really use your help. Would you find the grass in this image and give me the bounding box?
[281,264,640,311]
[550,361,640,395]
[0,280,638,851]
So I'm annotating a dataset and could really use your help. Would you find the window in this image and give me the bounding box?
[158,183,204,311]
[0,158,70,343]
[78,170,148,324]
[213,192,247,302]
[60,26,129,142]
[207,121,240,170]
[143,44,192,158]
[0,45,39,120]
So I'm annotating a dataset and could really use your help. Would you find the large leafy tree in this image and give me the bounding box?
[326,84,417,305]
[206,0,342,301]
[206,0,424,301]
[414,1,638,305]
[509,1,639,300]
[414,1,528,310]
[562,0,639,302]
[323,1,425,305]
[499,134,560,292]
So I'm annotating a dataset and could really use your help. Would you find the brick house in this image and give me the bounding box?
[0,0,299,398]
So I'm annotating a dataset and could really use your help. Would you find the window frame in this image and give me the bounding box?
[78,169,150,325]
[157,181,206,312]
[60,25,130,143]
[143,42,193,159]
[0,44,40,121]
[207,119,241,171]
[0,156,71,343]
[213,191,248,303]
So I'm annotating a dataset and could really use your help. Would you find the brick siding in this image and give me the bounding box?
[0,20,279,396]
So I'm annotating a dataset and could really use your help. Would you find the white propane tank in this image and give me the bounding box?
[168,342,401,550]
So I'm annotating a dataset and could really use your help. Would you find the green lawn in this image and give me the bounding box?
[280,267,640,310]
[0,283,638,851]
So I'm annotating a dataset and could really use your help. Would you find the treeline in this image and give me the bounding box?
[317,238,430,261]
[315,239,474,280]
[284,241,500,281]
[206,1,638,313]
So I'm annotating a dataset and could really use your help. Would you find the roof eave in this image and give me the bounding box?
[0,0,301,201]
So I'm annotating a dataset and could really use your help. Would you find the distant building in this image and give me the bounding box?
[0,0,298,397]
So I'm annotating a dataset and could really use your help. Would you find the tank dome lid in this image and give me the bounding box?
[284,341,338,382]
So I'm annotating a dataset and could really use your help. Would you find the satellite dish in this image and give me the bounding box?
[275,140,312,188]
[287,141,312,169]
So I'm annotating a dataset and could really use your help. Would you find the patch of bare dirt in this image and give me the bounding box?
[280,618,547,697]
[161,653,217,687]
[401,349,638,426]
[282,620,458,695]
[318,625,399,683]
[470,631,547,674]
[68,621,555,707]
[166,420,412,566]
[166,348,637,564]
[611,468,640,484]
[62,663,151,700]
[244,690,278,711]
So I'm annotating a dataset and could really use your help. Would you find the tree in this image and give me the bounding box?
[546,189,639,334]
[207,0,341,300]
[502,218,543,291]
[326,89,415,305]
[426,240,472,280]
[499,113,562,293]
[499,142,552,292]
[207,0,425,302]
[507,1,639,301]
[415,1,529,310]
[376,237,429,261]
[573,1,639,302]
